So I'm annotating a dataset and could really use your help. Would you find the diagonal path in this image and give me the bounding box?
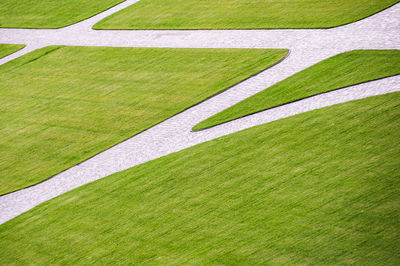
[0,75,398,224]
[0,2,399,61]
[0,1,399,224]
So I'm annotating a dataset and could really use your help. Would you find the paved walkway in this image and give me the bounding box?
[0,1,399,224]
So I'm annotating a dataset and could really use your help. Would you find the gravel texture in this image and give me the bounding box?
[0,1,399,224]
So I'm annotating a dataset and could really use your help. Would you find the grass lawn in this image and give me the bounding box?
[0,0,125,28]
[194,50,400,130]
[0,44,25,59]
[94,0,399,30]
[0,46,287,195]
[1,92,399,264]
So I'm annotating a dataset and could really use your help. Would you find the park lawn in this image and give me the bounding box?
[0,46,287,195]
[0,0,124,28]
[0,44,25,59]
[194,50,400,130]
[1,92,399,264]
[94,0,399,30]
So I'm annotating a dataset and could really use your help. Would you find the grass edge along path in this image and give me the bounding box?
[0,92,399,264]
[0,46,287,195]
[0,0,125,29]
[94,0,400,30]
[193,50,400,130]
[0,44,25,59]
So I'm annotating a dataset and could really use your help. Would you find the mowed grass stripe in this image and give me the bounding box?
[0,0,125,29]
[194,50,400,130]
[1,93,399,264]
[94,0,400,29]
[0,46,287,195]
[0,44,25,59]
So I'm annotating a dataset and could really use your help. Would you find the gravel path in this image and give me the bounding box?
[0,1,399,224]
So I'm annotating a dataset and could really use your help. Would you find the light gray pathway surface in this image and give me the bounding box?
[0,1,399,224]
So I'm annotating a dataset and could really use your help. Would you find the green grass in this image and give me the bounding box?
[1,92,399,264]
[0,0,125,28]
[0,44,25,59]
[194,50,400,130]
[94,0,399,30]
[0,46,287,195]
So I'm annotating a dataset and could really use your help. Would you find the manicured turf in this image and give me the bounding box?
[194,50,400,130]
[1,92,399,264]
[0,44,25,59]
[94,0,399,29]
[0,0,124,28]
[0,46,287,195]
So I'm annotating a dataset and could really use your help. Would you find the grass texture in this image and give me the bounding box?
[0,44,25,59]
[0,46,287,195]
[1,92,399,264]
[194,50,400,130]
[0,0,124,28]
[94,0,399,30]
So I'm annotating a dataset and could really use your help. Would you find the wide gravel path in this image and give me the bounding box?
[0,0,399,224]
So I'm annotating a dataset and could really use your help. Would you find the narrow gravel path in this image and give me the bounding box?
[0,1,399,224]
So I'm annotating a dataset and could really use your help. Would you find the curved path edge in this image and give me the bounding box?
[0,75,398,225]
[0,0,399,225]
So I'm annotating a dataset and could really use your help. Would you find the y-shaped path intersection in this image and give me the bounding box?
[0,0,399,224]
